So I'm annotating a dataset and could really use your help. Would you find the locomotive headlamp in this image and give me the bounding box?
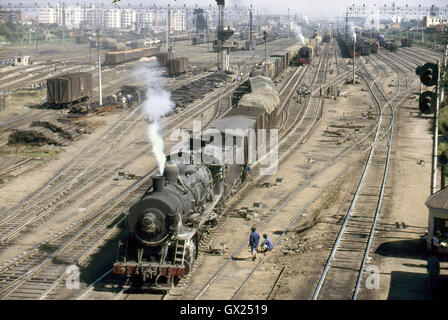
[140,212,158,234]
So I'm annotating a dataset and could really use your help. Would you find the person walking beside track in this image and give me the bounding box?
[249,227,260,261]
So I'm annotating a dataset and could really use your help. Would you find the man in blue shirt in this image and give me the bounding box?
[261,234,274,253]
[249,227,260,261]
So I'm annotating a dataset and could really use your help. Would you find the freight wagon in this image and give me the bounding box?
[167,57,190,76]
[383,40,398,52]
[105,47,160,65]
[270,50,290,69]
[47,72,92,108]
[401,38,413,47]
[75,36,88,44]
[158,52,174,66]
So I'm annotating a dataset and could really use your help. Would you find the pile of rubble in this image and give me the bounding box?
[8,118,82,146]
[170,73,230,111]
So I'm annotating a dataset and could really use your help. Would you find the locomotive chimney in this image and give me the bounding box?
[163,161,179,184]
[152,176,166,192]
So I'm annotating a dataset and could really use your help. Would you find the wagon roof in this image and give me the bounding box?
[426,188,448,210]
[238,76,279,114]
[50,72,91,80]
[213,116,257,134]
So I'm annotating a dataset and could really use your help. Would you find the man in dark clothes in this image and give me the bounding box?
[427,253,440,294]
[249,227,260,261]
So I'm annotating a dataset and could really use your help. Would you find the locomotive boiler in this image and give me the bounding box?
[113,161,218,289]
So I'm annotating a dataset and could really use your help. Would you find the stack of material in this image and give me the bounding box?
[31,120,81,140]
[170,73,230,109]
[8,127,69,146]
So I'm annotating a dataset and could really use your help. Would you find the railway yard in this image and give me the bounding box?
[0,2,448,305]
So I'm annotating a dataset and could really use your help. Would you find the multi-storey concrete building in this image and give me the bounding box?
[38,4,62,25]
[0,10,25,24]
[138,11,153,30]
[64,5,84,29]
[85,6,104,29]
[121,9,136,30]
[423,11,448,27]
[171,10,186,31]
[104,8,121,29]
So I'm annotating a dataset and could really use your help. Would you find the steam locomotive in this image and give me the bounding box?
[113,74,282,290]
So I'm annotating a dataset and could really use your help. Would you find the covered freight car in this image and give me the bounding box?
[47,72,92,107]
[158,52,174,66]
[167,57,190,76]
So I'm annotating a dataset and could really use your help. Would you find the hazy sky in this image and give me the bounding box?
[118,0,448,16]
[19,0,448,17]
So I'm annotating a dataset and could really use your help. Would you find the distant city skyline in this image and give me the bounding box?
[3,0,448,18]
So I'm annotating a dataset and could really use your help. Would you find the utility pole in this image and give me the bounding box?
[287,8,290,39]
[216,0,224,71]
[431,62,441,195]
[166,4,171,52]
[62,2,65,53]
[441,27,448,103]
[249,4,253,51]
[97,29,103,106]
[353,36,356,84]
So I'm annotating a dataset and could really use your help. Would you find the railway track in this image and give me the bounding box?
[66,44,324,300]
[310,45,416,300]
[0,78,241,300]
[159,41,368,300]
[167,40,421,301]
[0,48,306,299]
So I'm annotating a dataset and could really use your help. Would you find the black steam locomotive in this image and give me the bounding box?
[113,75,282,290]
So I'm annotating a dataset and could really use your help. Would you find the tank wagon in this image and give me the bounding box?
[113,75,283,290]
[105,47,160,65]
[47,72,92,108]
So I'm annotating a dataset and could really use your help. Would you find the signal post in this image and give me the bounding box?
[416,62,441,195]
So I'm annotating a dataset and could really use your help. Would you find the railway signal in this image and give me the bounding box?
[416,62,438,86]
[419,91,437,114]
[416,61,442,195]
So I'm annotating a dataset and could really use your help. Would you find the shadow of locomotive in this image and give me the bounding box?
[374,238,429,260]
[387,271,448,300]
[76,227,126,293]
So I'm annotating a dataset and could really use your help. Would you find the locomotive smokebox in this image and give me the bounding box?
[163,162,179,184]
[152,176,166,192]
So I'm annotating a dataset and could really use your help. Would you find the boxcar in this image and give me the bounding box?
[158,52,174,66]
[142,46,161,57]
[401,38,413,47]
[167,57,190,76]
[47,72,92,106]
[270,50,290,69]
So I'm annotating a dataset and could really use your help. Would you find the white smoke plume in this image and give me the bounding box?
[350,24,356,42]
[135,64,175,175]
[304,16,309,25]
[293,24,306,46]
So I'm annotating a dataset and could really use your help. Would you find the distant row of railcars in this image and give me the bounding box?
[264,46,300,79]
[105,47,161,65]
[337,33,379,57]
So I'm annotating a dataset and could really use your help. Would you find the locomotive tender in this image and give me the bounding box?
[113,75,283,290]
